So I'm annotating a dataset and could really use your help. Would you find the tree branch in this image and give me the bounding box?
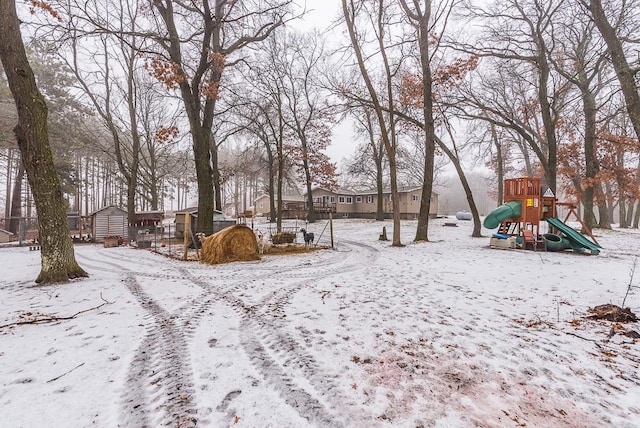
[0,296,113,329]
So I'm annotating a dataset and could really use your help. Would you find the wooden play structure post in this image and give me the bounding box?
[556,202,600,246]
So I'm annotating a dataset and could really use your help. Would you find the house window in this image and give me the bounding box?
[412,195,419,202]
[346,196,353,204]
[356,196,362,203]
[367,195,373,204]
[259,202,264,208]
[338,196,345,203]
[330,196,335,203]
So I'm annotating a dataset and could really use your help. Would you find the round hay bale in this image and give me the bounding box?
[200,225,260,265]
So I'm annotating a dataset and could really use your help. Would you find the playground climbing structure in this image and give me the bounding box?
[483,177,601,254]
[484,177,556,246]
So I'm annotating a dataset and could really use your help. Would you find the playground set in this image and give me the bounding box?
[483,177,602,255]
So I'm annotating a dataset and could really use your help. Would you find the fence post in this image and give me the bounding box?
[183,212,190,261]
[329,212,334,249]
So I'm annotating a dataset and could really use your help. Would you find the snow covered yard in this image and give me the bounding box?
[0,218,639,427]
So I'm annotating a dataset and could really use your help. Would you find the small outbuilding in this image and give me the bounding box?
[0,228,13,244]
[175,208,236,239]
[134,210,165,234]
[90,206,127,242]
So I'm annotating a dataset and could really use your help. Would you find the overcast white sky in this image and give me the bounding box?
[297,0,343,28]
[292,0,361,166]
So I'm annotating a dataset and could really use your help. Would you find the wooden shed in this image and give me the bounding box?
[90,206,127,242]
[0,228,13,244]
[175,208,236,238]
[134,210,165,233]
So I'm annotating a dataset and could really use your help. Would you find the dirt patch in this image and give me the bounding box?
[587,304,638,323]
[262,244,328,255]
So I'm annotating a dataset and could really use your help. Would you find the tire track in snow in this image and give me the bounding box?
[76,251,200,427]
[179,240,379,426]
[120,274,198,428]
[78,241,379,425]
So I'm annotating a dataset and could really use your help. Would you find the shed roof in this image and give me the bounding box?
[90,205,127,216]
[134,211,164,221]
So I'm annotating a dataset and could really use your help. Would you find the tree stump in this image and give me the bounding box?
[379,226,388,241]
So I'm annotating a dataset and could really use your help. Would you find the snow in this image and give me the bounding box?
[1,218,639,427]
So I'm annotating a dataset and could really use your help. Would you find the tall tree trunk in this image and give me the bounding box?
[376,162,385,221]
[5,147,14,222]
[625,199,634,227]
[276,145,284,232]
[211,140,222,212]
[436,136,482,237]
[619,196,628,228]
[75,155,81,211]
[191,125,215,234]
[124,53,140,242]
[265,146,276,222]
[8,161,24,234]
[589,0,640,141]
[299,135,316,223]
[616,150,628,228]
[491,124,504,205]
[580,75,599,231]
[400,0,436,243]
[0,0,87,283]
[536,48,558,195]
[598,183,612,228]
[363,111,385,221]
[634,158,640,228]
[343,0,402,246]
[153,1,215,235]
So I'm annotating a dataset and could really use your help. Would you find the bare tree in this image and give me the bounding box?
[398,0,439,242]
[585,0,640,141]
[346,107,387,220]
[457,0,568,195]
[551,6,613,230]
[342,0,404,246]
[234,57,292,231]
[146,0,292,235]
[62,5,144,241]
[136,75,182,211]
[0,1,87,283]
[279,31,337,223]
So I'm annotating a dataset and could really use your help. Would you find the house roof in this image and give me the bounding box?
[0,228,12,236]
[308,185,438,197]
[306,187,357,196]
[358,186,425,195]
[255,194,305,202]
